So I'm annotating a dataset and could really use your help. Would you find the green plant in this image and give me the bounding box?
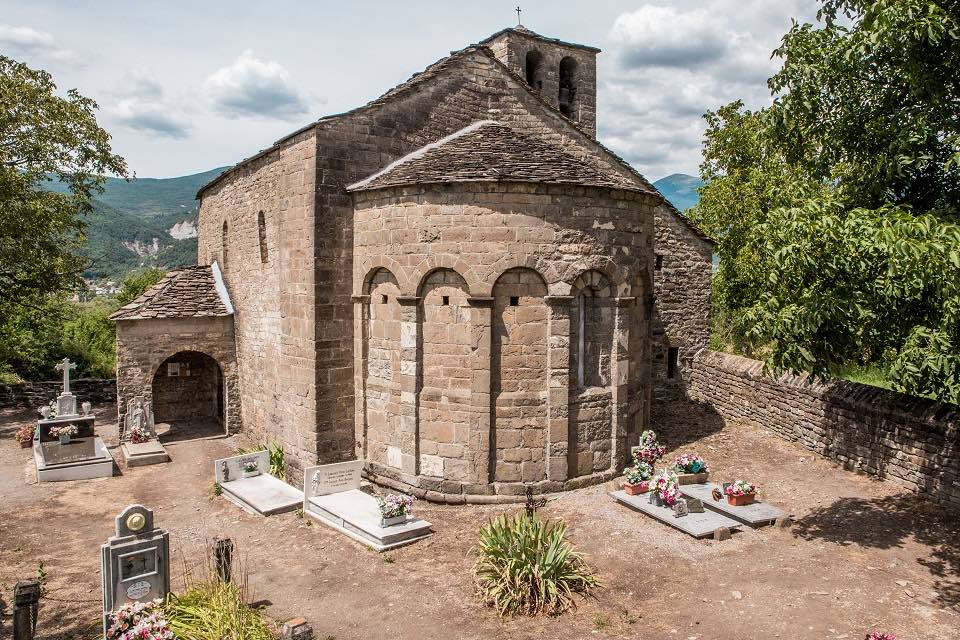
[383,554,395,564]
[593,613,609,630]
[235,441,285,480]
[212,483,222,497]
[163,580,273,640]
[36,561,47,596]
[473,512,600,617]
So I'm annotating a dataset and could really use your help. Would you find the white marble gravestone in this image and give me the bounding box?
[303,461,433,552]
[34,358,113,482]
[214,451,302,516]
[120,396,169,467]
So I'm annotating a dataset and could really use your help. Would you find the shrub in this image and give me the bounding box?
[164,579,273,640]
[473,512,600,617]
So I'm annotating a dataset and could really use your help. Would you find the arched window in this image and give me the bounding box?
[525,50,543,91]
[257,211,268,263]
[221,220,228,271]
[558,57,578,118]
[570,271,612,388]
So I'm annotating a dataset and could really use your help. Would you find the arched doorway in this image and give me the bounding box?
[152,351,226,441]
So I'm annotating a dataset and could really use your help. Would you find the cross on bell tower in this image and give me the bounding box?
[515,6,522,25]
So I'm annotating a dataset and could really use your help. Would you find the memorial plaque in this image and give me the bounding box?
[40,438,98,466]
[310,460,363,496]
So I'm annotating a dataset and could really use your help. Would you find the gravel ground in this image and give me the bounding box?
[0,399,957,640]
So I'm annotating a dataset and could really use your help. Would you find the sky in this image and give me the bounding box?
[1,0,820,181]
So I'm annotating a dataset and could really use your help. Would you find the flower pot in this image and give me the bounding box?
[242,469,260,478]
[676,472,709,486]
[58,434,70,445]
[624,480,650,495]
[727,493,756,506]
[380,514,408,527]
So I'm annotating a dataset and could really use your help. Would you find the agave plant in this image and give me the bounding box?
[473,512,601,617]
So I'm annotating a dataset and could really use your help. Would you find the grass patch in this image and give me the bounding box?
[473,512,600,617]
[165,579,274,640]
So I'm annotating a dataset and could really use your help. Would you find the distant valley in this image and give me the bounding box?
[59,168,700,283]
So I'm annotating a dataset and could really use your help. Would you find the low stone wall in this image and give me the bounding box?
[0,379,117,410]
[689,350,960,508]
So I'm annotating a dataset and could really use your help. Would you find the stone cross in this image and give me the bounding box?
[55,358,77,394]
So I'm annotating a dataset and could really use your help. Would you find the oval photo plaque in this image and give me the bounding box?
[125,580,151,600]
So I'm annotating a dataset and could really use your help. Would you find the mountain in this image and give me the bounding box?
[653,173,703,212]
[43,167,229,281]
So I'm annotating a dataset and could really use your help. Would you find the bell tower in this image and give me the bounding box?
[482,26,599,137]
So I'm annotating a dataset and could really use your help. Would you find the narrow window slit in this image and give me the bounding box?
[510,296,519,306]
[381,294,388,304]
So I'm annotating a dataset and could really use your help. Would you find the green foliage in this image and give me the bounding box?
[0,268,165,380]
[117,268,167,307]
[164,580,274,640]
[690,1,960,403]
[473,512,600,617]
[0,55,127,316]
[236,441,286,480]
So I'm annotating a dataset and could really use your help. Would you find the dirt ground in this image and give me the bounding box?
[1,401,958,640]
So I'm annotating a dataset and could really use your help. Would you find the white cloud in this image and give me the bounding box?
[0,24,76,63]
[110,98,191,139]
[202,50,309,120]
[599,0,820,180]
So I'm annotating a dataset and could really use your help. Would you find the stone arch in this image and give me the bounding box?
[356,256,405,296]
[490,267,549,483]
[409,256,481,297]
[150,350,227,440]
[559,56,578,118]
[417,268,472,480]
[480,255,561,297]
[525,49,544,91]
[561,257,630,296]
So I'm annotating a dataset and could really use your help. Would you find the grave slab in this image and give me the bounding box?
[35,437,114,482]
[679,483,786,527]
[121,440,170,467]
[303,462,433,552]
[609,490,742,539]
[214,452,302,516]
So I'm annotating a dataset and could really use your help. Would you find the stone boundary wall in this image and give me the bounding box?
[689,350,960,509]
[0,379,116,410]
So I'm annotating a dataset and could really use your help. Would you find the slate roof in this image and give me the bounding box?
[110,265,232,320]
[479,25,602,53]
[347,120,644,193]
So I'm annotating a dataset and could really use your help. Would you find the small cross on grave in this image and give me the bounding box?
[55,358,77,394]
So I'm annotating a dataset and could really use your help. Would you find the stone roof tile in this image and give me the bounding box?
[109,265,232,321]
[347,121,642,193]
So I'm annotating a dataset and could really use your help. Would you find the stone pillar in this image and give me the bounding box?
[545,295,573,483]
[352,295,370,460]
[396,296,420,475]
[466,296,493,486]
[611,297,635,469]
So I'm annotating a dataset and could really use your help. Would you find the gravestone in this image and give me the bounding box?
[34,358,113,482]
[679,483,786,527]
[100,505,170,636]
[120,396,169,467]
[214,451,302,516]
[303,461,433,552]
[610,489,743,539]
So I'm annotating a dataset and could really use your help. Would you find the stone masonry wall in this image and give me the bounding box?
[689,350,960,508]
[652,204,713,400]
[353,181,654,499]
[197,131,317,483]
[0,379,116,410]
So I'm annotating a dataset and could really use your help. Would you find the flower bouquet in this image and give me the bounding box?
[38,400,58,420]
[15,425,34,448]
[866,633,896,640]
[241,460,260,478]
[378,493,415,527]
[50,423,79,445]
[105,599,174,640]
[623,461,653,495]
[650,469,681,508]
[129,424,151,444]
[724,480,758,506]
[632,429,666,465]
[671,453,710,485]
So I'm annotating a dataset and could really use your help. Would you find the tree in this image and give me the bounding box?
[116,268,166,307]
[690,0,960,402]
[0,55,128,315]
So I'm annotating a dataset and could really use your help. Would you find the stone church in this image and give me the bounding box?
[112,25,713,501]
